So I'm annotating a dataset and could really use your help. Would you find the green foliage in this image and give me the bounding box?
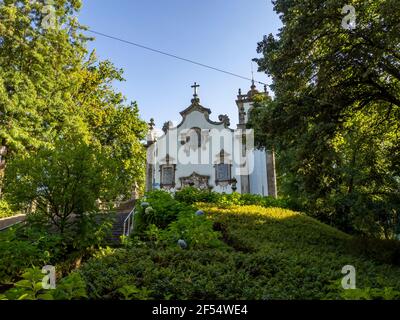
[71,211,114,252]
[348,236,400,266]
[250,0,400,237]
[1,268,54,300]
[117,285,153,300]
[7,138,97,230]
[143,224,163,247]
[0,228,52,284]
[161,212,223,249]
[134,190,194,233]
[4,137,117,236]
[175,187,291,210]
[175,187,219,205]
[79,204,400,300]
[340,287,400,301]
[52,272,88,300]
[0,199,12,218]
[0,211,113,286]
[326,279,400,300]
[1,267,87,301]
[0,0,147,205]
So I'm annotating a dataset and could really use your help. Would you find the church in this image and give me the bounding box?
[145,82,277,197]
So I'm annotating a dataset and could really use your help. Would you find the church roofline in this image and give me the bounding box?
[155,83,235,138]
[179,99,212,118]
[174,95,233,131]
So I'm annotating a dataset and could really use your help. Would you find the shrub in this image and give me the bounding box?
[77,203,400,300]
[348,236,400,266]
[0,267,54,300]
[0,211,114,286]
[161,211,224,249]
[117,285,153,300]
[0,267,88,300]
[0,228,53,285]
[174,187,292,210]
[340,287,400,300]
[175,187,219,205]
[134,190,194,233]
[0,199,12,219]
[52,272,88,300]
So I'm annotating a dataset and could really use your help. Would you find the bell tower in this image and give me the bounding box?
[235,82,277,198]
[236,80,268,129]
[146,118,157,192]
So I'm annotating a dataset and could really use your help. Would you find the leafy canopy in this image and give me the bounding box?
[250,0,400,237]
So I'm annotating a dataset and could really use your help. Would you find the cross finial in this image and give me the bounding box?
[191,82,200,98]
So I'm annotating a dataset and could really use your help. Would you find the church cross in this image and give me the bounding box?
[191,82,200,98]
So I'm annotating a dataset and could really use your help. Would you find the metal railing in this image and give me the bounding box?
[122,208,135,237]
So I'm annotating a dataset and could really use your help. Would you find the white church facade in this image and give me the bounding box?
[145,82,277,197]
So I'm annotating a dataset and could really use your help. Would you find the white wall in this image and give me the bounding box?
[148,104,268,195]
[249,150,268,196]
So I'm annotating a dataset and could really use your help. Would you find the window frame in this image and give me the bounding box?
[215,163,232,184]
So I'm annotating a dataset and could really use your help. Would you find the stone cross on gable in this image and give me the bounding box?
[191,82,200,98]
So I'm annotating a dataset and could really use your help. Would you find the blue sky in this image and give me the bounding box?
[78,0,281,127]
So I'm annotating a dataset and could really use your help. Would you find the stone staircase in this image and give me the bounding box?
[107,199,136,245]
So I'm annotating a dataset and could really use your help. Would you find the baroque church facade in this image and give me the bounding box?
[145,82,277,197]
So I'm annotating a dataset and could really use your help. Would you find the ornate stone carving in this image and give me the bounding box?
[180,172,210,190]
[218,114,231,128]
[162,121,173,134]
[148,118,155,130]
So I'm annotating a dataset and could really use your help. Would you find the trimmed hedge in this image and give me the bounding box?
[174,187,292,209]
[80,203,400,300]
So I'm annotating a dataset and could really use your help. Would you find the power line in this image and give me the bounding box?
[86,29,267,86]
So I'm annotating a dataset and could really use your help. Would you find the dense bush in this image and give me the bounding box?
[348,237,400,266]
[174,187,219,205]
[134,190,195,233]
[79,204,400,300]
[160,211,223,250]
[174,187,292,209]
[0,199,12,219]
[0,228,52,285]
[0,267,87,300]
[0,211,114,287]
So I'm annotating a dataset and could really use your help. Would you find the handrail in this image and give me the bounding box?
[122,208,135,238]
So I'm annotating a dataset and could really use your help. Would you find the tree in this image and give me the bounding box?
[0,1,147,205]
[5,135,113,234]
[251,0,400,237]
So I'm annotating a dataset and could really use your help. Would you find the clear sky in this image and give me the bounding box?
[78,0,281,128]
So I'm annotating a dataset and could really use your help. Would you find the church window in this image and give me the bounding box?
[160,154,176,188]
[215,163,231,182]
[161,166,175,186]
[215,150,232,184]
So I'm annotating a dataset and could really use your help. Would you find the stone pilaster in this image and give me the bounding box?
[266,150,278,198]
